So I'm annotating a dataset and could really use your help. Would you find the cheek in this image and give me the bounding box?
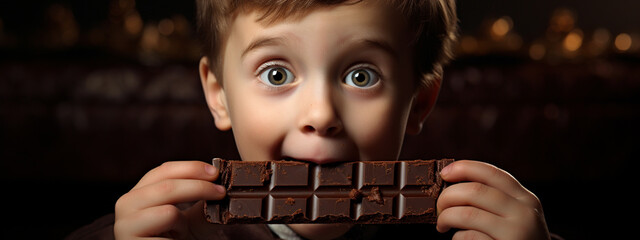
[227,94,288,161]
[343,96,412,160]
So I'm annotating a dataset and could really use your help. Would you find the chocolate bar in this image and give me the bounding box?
[204,158,454,224]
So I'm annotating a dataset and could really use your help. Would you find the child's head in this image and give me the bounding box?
[196,0,457,163]
[196,1,457,238]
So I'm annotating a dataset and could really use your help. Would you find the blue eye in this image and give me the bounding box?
[345,68,379,88]
[259,67,294,86]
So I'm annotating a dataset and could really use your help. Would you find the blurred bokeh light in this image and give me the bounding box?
[1,0,638,239]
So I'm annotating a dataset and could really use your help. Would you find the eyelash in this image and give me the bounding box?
[254,60,291,76]
[345,63,381,76]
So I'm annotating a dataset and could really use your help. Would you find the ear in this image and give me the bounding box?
[405,78,442,135]
[199,57,232,131]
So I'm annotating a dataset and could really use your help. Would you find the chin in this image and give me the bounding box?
[287,223,354,240]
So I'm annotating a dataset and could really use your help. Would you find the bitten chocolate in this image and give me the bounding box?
[204,158,454,224]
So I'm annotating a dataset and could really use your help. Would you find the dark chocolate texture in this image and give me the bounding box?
[205,158,454,224]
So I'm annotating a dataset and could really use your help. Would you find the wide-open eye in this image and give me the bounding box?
[344,68,379,88]
[259,66,295,86]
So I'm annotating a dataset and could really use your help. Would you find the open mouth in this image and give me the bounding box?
[280,156,357,165]
[282,156,298,161]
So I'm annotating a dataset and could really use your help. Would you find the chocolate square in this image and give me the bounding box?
[317,162,354,187]
[227,198,263,219]
[402,160,435,186]
[229,161,270,186]
[272,161,308,187]
[361,161,395,186]
[267,196,307,221]
[397,194,436,219]
[310,195,351,221]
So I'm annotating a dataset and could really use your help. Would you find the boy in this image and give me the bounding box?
[111,0,552,239]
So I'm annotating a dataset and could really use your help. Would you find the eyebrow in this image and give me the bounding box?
[241,36,288,59]
[241,36,399,60]
[356,38,399,60]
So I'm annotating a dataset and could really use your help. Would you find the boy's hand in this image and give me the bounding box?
[114,161,226,239]
[436,160,551,240]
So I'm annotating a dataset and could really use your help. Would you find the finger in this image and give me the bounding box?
[115,204,187,238]
[440,160,532,201]
[436,206,504,239]
[437,182,519,217]
[452,230,493,240]
[117,179,225,216]
[134,161,219,190]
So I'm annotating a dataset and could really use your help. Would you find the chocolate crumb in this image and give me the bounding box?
[349,189,362,200]
[285,197,295,206]
[261,168,272,183]
[367,186,384,205]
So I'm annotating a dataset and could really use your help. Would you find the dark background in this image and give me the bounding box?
[1,0,638,239]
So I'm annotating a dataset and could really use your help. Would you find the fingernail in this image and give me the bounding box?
[215,184,226,194]
[205,164,217,176]
[440,164,451,176]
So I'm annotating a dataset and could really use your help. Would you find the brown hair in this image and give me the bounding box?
[196,0,458,88]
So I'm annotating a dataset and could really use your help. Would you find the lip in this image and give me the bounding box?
[280,131,359,165]
[280,144,359,165]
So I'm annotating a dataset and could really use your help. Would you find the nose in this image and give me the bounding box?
[298,81,343,137]
[301,111,342,136]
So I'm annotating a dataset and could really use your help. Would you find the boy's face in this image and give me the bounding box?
[201,1,438,165]
[200,1,440,238]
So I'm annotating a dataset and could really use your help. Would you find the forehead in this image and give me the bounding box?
[225,1,412,60]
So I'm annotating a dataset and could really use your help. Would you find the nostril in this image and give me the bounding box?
[301,123,342,136]
[302,125,315,133]
[325,126,338,136]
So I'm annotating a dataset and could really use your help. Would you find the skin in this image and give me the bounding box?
[114,1,551,239]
